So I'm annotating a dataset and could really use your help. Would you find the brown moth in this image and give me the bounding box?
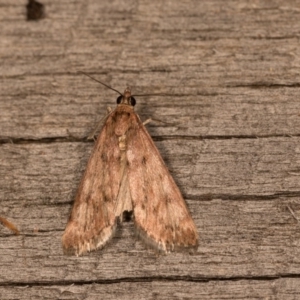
[62,75,198,255]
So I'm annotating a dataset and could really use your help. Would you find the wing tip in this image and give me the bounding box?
[62,223,117,256]
[135,224,199,254]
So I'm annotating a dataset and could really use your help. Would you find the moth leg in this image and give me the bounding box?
[87,107,113,140]
[143,118,171,127]
[143,118,152,126]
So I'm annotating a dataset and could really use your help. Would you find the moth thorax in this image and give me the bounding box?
[118,135,127,151]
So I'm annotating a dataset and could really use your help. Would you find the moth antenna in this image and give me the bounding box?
[78,71,123,96]
[79,72,165,98]
[132,93,166,97]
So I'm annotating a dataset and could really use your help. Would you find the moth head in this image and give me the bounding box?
[116,87,136,106]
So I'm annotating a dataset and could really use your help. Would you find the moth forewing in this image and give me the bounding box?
[62,85,198,255]
[62,108,122,256]
[126,120,198,252]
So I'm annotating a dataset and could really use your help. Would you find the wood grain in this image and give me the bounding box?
[1,0,300,299]
[1,279,300,300]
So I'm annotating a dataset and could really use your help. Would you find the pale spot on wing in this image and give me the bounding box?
[127,149,135,162]
[162,175,174,194]
[82,178,91,191]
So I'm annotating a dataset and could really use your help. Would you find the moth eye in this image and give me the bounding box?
[130,97,136,106]
[116,95,123,104]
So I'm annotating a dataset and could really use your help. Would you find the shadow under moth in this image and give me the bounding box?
[62,73,198,255]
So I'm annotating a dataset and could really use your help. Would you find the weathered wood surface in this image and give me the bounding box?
[1,0,300,299]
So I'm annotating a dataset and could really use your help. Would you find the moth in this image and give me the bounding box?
[62,74,198,255]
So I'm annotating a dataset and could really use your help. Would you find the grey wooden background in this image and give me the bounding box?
[1,0,300,299]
